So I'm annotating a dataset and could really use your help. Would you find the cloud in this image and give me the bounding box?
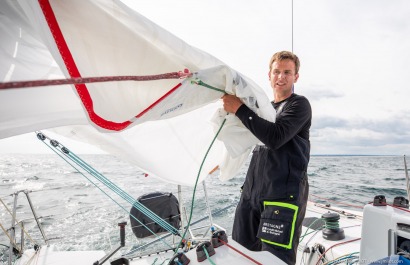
[311,114,410,155]
[299,85,344,101]
[312,116,347,129]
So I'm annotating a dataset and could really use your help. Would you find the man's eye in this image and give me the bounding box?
[272,70,293,76]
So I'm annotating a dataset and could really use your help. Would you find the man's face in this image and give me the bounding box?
[269,59,299,101]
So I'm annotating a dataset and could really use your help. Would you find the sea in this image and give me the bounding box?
[0,154,408,258]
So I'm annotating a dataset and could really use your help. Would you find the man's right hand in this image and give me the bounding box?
[222,94,243,114]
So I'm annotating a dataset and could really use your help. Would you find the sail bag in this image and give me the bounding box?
[130,192,180,238]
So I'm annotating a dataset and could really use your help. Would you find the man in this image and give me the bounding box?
[222,51,311,264]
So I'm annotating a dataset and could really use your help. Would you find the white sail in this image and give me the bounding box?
[0,0,275,185]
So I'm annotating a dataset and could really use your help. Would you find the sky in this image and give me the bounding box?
[1,0,409,155]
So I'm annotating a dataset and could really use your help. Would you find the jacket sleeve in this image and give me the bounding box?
[235,96,311,150]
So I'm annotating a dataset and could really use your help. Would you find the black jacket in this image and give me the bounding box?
[235,93,312,202]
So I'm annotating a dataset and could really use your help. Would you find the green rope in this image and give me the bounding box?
[191,79,227,94]
[299,218,341,242]
[174,118,227,254]
[36,77,230,254]
[324,220,340,230]
[299,218,324,242]
[203,245,217,265]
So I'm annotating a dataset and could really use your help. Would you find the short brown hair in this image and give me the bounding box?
[269,51,300,74]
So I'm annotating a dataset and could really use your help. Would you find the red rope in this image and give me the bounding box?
[314,238,361,265]
[218,239,263,265]
[310,194,364,209]
[0,70,192,90]
[369,203,410,214]
[388,204,410,213]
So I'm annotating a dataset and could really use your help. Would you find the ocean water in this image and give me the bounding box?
[0,154,408,257]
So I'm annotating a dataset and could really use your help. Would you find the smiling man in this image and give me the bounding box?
[222,51,312,264]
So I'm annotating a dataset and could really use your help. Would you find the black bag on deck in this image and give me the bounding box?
[130,192,180,238]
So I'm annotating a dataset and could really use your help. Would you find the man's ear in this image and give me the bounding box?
[294,73,299,83]
[268,71,271,80]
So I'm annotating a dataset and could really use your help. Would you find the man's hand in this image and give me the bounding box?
[222,94,243,114]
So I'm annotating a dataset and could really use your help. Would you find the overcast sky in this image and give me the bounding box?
[1,0,409,155]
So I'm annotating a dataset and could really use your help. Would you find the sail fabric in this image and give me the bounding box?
[0,0,275,185]
[0,1,88,139]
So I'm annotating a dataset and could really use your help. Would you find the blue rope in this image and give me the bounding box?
[66,152,179,235]
[36,95,228,254]
[36,135,175,249]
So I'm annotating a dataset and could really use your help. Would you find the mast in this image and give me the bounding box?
[291,0,294,53]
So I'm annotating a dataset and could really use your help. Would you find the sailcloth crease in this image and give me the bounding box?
[0,0,275,185]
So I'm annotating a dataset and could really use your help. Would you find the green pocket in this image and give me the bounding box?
[257,201,299,249]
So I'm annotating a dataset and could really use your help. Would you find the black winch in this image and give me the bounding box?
[321,212,345,241]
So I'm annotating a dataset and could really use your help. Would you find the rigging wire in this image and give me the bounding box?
[66,151,179,235]
[14,71,265,262]
[36,133,175,250]
[33,77,229,255]
[123,202,237,257]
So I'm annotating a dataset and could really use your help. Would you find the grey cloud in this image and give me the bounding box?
[312,116,347,130]
[311,114,410,154]
[350,114,410,135]
[312,114,410,134]
[299,86,344,101]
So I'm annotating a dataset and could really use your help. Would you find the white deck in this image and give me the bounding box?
[15,238,285,265]
[14,202,410,265]
[17,245,105,265]
[127,238,285,265]
[296,202,363,265]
